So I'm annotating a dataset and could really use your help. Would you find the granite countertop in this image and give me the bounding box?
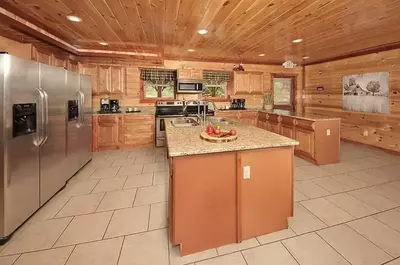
[165,118,299,157]
[259,109,341,121]
[93,107,155,116]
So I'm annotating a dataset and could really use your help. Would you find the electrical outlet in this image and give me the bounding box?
[363,130,368,136]
[326,129,331,136]
[243,166,251,180]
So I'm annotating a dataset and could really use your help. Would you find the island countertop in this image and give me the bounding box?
[165,118,299,157]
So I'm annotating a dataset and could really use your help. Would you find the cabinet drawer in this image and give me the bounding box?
[258,112,267,122]
[296,119,315,130]
[267,113,281,123]
[123,115,154,123]
[281,116,297,126]
[97,115,118,123]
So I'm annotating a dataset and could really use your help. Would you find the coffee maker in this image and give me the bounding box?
[100,98,110,113]
[110,99,121,113]
[230,98,246,110]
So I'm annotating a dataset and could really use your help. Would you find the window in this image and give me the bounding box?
[140,68,177,101]
[203,71,231,100]
[272,75,296,110]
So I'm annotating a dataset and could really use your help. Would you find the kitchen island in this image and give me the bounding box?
[166,118,298,255]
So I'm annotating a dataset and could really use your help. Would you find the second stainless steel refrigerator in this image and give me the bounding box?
[0,54,92,243]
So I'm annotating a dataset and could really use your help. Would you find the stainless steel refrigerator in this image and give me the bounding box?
[0,54,92,243]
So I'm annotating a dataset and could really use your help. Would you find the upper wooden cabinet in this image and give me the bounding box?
[67,60,79,73]
[80,64,126,95]
[233,71,263,95]
[178,69,203,79]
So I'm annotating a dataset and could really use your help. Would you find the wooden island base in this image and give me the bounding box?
[169,146,294,255]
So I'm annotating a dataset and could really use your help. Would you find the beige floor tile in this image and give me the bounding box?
[169,246,217,265]
[370,184,400,204]
[343,158,375,171]
[55,193,104,218]
[90,167,120,179]
[1,218,72,255]
[294,167,315,181]
[142,162,167,174]
[61,179,99,197]
[216,238,259,255]
[104,206,150,238]
[331,174,370,189]
[156,155,167,162]
[257,228,296,245]
[325,193,379,218]
[293,189,309,202]
[374,209,400,232]
[348,170,388,185]
[54,211,112,247]
[97,189,137,212]
[242,242,298,265]
[386,258,400,265]
[69,166,96,182]
[30,195,71,222]
[294,157,313,167]
[0,255,19,265]
[117,165,144,176]
[92,177,127,193]
[149,202,167,230]
[282,233,350,265]
[294,180,331,199]
[348,216,400,257]
[106,151,130,160]
[153,171,168,185]
[134,156,156,165]
[86,159,113,169]
[317,224,392,265]
[388,181,400,191]
[66,237,123,265]
[110,158,135,167]
[301,198,354,226]
[14,246,74,265]
[320,163,354,175]
[312,177,352,193]
[348,188,399,211]
[288,203,327,235]
[196,252,246,265]
[123,173,153,189]
[118,229,169,265]
[134,184,168,206]
[297,165,332,178]
[128,149,148,158]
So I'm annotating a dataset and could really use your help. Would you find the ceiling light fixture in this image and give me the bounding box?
[292,38,303,43]
[99,42,108,46]
[188,49,195,52]
[197,29,208,35]
[302,56,310,59]
[66,15,82,22]
[258,53,265,57]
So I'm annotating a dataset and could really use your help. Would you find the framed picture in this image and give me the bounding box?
[342,72,389,114]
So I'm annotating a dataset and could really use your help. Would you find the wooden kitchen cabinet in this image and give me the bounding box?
[110,66,126,94]
[80,64,99,94]
[96,115,120,150]
[93,114,155,151]
[295,127,315,157]
[233,71,263,94]
[68,60,79,73]
[280,116,297,139]
[216,111,240,120]
[239,111,258,126]
[98,65,112,94]
[178,69,203,79]
[51,54,67,69]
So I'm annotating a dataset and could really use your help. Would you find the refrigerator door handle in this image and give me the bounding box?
[79,91,85,124]
[76,91,82,128]
[41,89,49,145]
[34,88,45,147]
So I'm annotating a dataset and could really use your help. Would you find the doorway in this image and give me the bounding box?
[271,74,297,111]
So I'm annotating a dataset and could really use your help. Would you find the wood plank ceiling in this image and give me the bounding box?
[1,0,400,64]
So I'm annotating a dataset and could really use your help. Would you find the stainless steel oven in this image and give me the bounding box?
[155,101,184,147]
[177,79,204,94]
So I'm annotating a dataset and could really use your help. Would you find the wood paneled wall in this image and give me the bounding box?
[92,60,303,110]
[304,49,400,153]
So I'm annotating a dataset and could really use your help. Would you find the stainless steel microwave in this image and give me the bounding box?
[176,79,204,94]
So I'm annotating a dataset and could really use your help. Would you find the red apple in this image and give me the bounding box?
[214,129,221,135]
[230,129,237,136]
[206,125,214,134]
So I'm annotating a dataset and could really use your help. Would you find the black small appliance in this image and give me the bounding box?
[110,99,120,113]
[12,103,37,137]
[230,99,246,110]
[100,98,110,112]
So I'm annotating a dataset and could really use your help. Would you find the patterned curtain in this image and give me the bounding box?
[140,69,177,81]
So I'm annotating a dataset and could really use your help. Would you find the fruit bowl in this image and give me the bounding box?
[200,129,238,143]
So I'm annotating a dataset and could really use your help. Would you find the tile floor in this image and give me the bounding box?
[1,142,400,265]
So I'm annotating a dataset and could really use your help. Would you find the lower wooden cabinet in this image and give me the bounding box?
[239,112,258,126]
[281,124,295,139]
[295,127,315,156]
[93,114,155,151]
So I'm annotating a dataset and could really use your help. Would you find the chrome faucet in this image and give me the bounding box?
[183,100,202,124]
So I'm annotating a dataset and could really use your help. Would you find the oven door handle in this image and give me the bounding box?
[160,119,165,131]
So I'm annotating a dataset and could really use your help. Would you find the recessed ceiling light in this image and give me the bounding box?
[188,49,195,52]
[66,15,82,22]
[258,53,265,57]
[99,42,108,46]
[292,38,303,43]
[302,56,310,59]
[197,29,208,35]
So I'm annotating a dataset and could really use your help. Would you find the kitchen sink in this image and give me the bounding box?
[171,117,199,127]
